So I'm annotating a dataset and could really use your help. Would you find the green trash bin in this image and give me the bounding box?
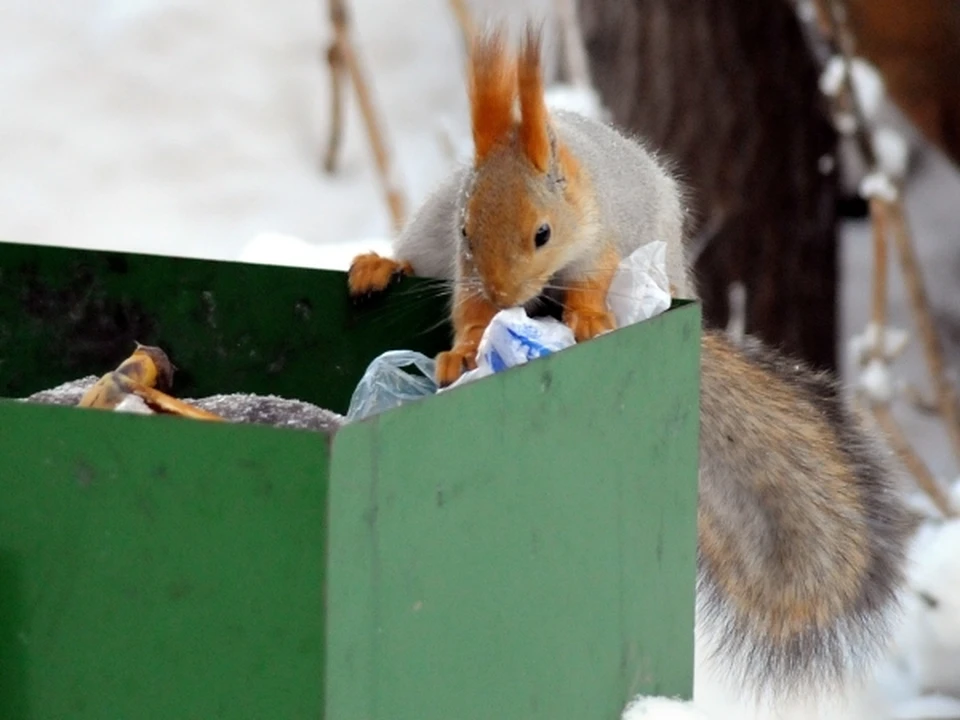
[0,240,701,720]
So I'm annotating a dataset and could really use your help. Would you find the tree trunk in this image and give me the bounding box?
[578,0,841,372]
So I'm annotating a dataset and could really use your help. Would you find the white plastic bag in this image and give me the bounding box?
[607,241,671,327]
[346,350,437,422]
[442,307,576,391]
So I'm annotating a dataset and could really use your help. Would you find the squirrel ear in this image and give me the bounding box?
[518,23,550,173]
[468,26,516,164]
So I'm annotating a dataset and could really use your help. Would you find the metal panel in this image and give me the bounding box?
[0,403,330,719]
[0,240,450,412]
[0,240,700,719]
[327,302,701,720]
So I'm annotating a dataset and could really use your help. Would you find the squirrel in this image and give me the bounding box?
[347,24,911,699]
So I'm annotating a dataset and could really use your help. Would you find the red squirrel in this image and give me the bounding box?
[348,25,910,698]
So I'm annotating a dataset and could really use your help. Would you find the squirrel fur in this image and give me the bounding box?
[347,24,910,698]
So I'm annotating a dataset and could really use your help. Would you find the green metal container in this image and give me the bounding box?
[0,240,701,720]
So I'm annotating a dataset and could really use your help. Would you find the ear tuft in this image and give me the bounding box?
[468,25,516,164]
[518,22,550,173]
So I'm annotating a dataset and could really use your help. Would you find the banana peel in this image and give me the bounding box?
[78,344,224,422]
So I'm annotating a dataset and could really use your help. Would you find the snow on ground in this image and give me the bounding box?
[0,0,561,264]
[3,1,960,718]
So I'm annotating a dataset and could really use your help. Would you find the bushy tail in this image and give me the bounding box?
[696,330,911,698]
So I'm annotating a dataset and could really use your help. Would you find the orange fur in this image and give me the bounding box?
[436,280,499,387]
[469,27,516,163]
[348,252,413,297]
[518,24,551,173]
[562,244,618,341]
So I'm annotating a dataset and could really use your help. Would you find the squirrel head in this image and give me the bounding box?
[460,24,594,309]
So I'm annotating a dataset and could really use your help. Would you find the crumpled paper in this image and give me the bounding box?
[607,241,671,327]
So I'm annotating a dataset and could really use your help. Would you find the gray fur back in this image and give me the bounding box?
[551,110,694,298]
[392,166,469,281]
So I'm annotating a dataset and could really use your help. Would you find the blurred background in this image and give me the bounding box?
[1,0,959,716]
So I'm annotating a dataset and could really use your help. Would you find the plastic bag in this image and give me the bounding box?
[607,241,671,327]
[442,307,575,391]
[346,350,437,422]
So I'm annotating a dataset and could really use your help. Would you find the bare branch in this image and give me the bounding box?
[326,0,407,233]
[904,384,940,416]
[867,400,955,517]
[823,0,876,166]
[889,203,960,465]
[815,0,960,483]
[868,196,888,361]
[322,43,346,173]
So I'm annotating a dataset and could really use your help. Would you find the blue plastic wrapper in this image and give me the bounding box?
[442,308,575,390]
[346,309,575,422]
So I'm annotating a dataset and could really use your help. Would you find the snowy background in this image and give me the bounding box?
[2,0,960,718]
[0,0,556,260]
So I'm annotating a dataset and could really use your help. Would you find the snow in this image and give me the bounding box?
[114,393,155,414]
[4,1,960,718]
[0,0,488,262]
[900,518,960,699]
[622,696,713,720]
[544,82,610,121]
[874,127,911,181]
[848,323,910,367]
[860,171,899,202]
[0,0,573,265]
[890,695,960,720]
[819,56,885,122]
[238,231,393,270]
[858,356,896,403]
[819,57,847,98]
[22,375,346,432]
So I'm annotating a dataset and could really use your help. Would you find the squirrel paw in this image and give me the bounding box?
[348,253,412,301]
[563,308,616,342]
[435,346,478,388]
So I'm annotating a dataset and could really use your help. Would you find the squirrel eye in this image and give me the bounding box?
[534,223,551,248]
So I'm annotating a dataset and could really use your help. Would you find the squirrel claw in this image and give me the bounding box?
[564,308,616,343]
[347,253,411,302]
[435,347,478,388]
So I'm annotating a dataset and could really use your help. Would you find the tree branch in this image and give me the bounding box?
[326,0,407,233]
